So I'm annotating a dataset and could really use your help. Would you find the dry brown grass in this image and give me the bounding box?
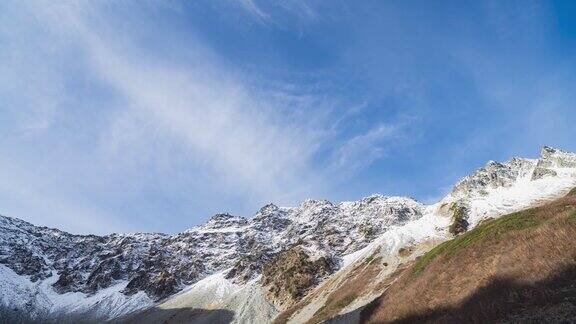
[370,263,407,295]
[361,192,576,323]
[303,254,385,324]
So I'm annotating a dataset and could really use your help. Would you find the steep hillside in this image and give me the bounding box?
[1,146,575,323]
[276,146,576,323]
[361,190,576,323]
[0,194,424,322]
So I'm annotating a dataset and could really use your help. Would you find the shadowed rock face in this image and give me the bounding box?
[0,192,423,305]
[123,270,178,301]
[0,216,202,301]
[2,146,575,323]
[261,246,337,310]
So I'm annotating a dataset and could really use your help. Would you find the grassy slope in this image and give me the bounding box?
[274,253,383,324]
[361,189,576,323]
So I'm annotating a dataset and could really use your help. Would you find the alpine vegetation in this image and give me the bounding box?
[1,146,576,323]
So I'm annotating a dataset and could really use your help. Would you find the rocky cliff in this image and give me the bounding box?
[1,146,575,323]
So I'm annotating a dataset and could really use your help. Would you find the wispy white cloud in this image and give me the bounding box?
[234,0,320,25]
[0,3,63,138]
[0,1,336,232]
[332,124,399,175]
[0,1,411,233]
[237,0,271,23]
[70,17,324,202]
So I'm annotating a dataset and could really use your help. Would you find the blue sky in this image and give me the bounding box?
[1,1,575,234]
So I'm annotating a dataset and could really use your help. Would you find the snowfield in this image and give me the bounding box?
[1,146,575,323]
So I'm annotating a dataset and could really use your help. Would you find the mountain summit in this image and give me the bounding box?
[1,147,576,323]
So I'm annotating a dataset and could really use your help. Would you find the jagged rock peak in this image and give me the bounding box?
[200,213,248,230]
[299,198,335,210]
[539,146,576,165]
[362,194,421,204]
[338,195,424,226]
[449,146,576,197]
[210,212,239,220]
[255,203,281,216]
[0,214,58,235]
[360,193,388,203]
[250,203,292,233]
[2,145,574,321]
[542,145,569,156]
[532,146,576,180]
[451,156,537,197]
[341,194,424,212]
[537,146,576,163]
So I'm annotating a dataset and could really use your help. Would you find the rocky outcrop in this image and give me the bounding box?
[0,193,424,303]
[123,270,178,301]
[1,146,575,323]
[532,146,576,180]
[225,245,274,284]
[448,202,469,236]
[272,147,576,324]
[445,146,576,227]
[261,246,336,310]
[451,158,536,197]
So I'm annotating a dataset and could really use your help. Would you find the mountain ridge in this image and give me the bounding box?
[360,190,576,323]
[1,146,576,323]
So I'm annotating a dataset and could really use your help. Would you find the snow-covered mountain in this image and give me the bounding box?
[1,146,575,323]
[0,189,423,322]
